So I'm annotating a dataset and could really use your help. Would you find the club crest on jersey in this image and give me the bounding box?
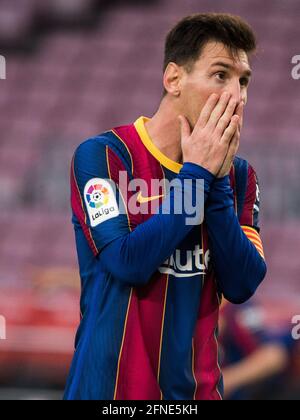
[159,245,210,278]
[84,178,119,227]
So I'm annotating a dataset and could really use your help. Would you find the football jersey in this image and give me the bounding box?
[64,116,265,400]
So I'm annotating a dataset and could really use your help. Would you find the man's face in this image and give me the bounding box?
[177,41,252,128]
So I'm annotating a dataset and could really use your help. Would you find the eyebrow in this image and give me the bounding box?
[210,61,252,77]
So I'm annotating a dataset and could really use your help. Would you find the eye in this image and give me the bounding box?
[240,77,250,87]
[215,71,227,81]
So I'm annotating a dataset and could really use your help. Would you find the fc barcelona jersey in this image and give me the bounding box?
[64,116,265,400]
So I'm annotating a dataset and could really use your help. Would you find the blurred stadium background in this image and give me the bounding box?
[0,0,299,400]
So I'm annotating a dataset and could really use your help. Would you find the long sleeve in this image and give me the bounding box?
[205,174,267,304]
[98,162,214,286]
[71,135,215,287]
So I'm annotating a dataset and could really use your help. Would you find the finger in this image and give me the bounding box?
[206,91,231,129]
[194,93,220,130]
[220,115,240,145]
[218,130,240,177]
[235,102,244,129]
[226,125,240,163]
[214,98,238,136]
[178,115,191,142]
[229,128,240,155]
[235,101,244,118]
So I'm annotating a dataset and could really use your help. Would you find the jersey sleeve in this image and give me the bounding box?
[72,136,215,286]
[239,165,265,261]
[205,172,267,304]
[70,137,131,256]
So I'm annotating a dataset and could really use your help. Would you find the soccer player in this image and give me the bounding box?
[64,13,267,400]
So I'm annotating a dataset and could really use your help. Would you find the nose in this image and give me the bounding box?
[225,79,245,105]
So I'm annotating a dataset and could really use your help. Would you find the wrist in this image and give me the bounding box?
[180,162,215,183]
[206,175,234,209]
[211,175,231,193]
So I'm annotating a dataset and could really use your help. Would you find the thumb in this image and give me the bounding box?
[178,115,191,142]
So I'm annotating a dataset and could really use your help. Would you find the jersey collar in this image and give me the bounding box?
[134,116,182,174]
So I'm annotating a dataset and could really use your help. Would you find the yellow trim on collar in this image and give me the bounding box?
[134,116,183,174]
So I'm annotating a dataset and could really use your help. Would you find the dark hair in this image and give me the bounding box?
[163,13,257,73]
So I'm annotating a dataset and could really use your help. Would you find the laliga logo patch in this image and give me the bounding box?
[84,178,119,227]
[86,184,109,209]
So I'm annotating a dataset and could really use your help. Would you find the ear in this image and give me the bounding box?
[163,62,183,97]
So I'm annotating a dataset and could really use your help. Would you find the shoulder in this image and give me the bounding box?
[233,156,256,178]
[74,130,134,175]
[232,156,258,191]
[231,156,260,222]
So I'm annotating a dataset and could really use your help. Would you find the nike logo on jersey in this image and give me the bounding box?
[137,192,164,204]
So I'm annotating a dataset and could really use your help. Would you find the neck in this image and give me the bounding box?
[145,96,183,164]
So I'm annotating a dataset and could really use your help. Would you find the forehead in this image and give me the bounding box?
[193,41,251,73]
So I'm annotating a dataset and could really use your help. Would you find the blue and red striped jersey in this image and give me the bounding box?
[64,116,266,400]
